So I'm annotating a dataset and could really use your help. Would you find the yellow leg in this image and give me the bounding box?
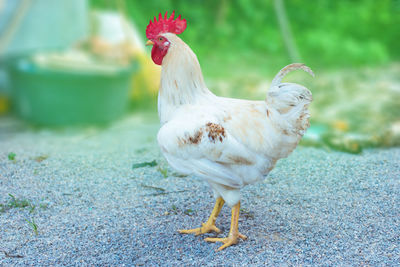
[178,197,225,235]
[204,201,247,251]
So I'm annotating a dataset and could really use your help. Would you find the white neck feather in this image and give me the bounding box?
[158,33,214,124]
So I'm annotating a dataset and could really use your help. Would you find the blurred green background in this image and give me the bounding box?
[95,0,400,153]
[1,0,399,153]
[105,0,400,71]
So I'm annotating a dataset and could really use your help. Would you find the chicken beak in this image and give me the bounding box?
[146,40,154,46]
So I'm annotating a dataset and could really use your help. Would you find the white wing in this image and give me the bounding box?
[157,105,268,188]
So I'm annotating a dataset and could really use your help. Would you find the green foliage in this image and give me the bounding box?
[8,152,16,161]
[0,194,35,213]
[8,194,30,209]
[157,166,168,178]
[132,160,157,169]
[92,0,399,73]
[25,217,38,235]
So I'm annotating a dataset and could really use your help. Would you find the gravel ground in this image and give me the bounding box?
[0,114,399,266]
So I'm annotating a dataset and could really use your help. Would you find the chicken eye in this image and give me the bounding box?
[158,37,163,41]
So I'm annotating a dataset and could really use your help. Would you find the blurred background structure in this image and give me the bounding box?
[0,0,399,153]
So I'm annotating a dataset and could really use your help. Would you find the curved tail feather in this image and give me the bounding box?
[267,63,314,136]
[270,63,314,88]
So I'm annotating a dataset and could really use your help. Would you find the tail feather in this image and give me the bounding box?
[267,63,314,136]
[270,63,314,88]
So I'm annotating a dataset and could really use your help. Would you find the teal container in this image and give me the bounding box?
[9,58,137,126]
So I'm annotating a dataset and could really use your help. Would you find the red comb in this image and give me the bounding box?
[146,11,187,40]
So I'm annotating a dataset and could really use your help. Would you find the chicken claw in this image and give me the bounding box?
[204,233,247,251]
[178,222,221,235]
[204,201,247,251]
[178,197,224,236]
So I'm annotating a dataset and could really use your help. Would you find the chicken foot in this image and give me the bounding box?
[178,197,225,235]
[204,201,247,251]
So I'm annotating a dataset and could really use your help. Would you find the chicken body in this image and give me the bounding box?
[153,32,313,250]
[157,33,313,207]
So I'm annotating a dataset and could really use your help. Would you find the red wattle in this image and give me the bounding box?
[151,45,168,65]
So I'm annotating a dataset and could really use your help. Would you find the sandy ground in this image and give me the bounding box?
[0,114,399,266]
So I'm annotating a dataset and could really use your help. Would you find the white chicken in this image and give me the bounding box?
[146,11,314,251]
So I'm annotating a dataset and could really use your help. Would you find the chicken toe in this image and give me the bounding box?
[178,197,224,236]
[178,222,221,235]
